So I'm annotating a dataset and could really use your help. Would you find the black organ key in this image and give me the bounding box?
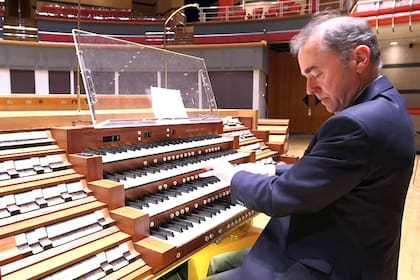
[8,169,19,178]
[33,165,44,174]
[151,227,174,240]
[150,228,168,240]
[35,197,48,208]
[175,218,194,228]
[102,147,118,154]
[211,202,230,211]
[149,193,168,201]
[202,205,221,214]
[183,214,203,224]
[7,204,20,215]
[164,189,181,197]
[167,220,189,230]
[193,209,214,218]
[143,196,161,205]
[60,192,72,202]
[49,162,67,171]
[126,200,146,209]
[175,185,194,193]
[104,173,124,182]
[129,169,146,177]
[190,213,207,222]
[83,148,106,156]
[163,223,184,233]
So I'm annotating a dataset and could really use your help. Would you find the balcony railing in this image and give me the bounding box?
[197,0,352,22]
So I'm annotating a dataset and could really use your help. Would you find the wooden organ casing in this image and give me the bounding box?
[0,119,265,279]
[0,129,153,279]
[51,120,257,273]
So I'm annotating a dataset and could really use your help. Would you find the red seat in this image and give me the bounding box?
[281,0,301,15]
[212,6,229,21]
[252,7,264,19]
[265,5,280,17]
[229,9,246,20]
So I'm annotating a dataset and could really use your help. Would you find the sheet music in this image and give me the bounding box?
[151,86,188,119]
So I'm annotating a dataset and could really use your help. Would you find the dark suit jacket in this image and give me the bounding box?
[226,76,415,279]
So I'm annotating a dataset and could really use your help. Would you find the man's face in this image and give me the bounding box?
[297,37,360,113]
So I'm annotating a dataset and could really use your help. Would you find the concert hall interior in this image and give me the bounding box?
[0,0,419,279]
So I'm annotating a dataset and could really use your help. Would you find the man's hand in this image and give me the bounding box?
[200,160,238,184]
[200,161,276,185]
[235,162,276,176]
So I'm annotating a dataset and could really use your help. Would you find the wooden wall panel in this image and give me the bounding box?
[10,70,35,94]
[209,71,253,109]
[49,71,71,94]
[267,49,331,134]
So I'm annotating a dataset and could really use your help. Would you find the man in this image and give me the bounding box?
[203,11,415,280]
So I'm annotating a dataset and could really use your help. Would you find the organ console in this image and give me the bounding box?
[222,116,280,164]
[0,30,282,279]
[0,117,269,279]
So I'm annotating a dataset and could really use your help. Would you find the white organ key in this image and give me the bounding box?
[14,232,28,246]
[39,154,63,168]
[45,154,63,164]
[29,157,41,167]
[0,161,7,173]
[0,195,12,218]
[1,160,15,172]
[46,211,101,239]
[14,191,35,206]
[66,181,83,193]
[26,229,42,246]
[101,136,233,163]
[1,194,15,208]
[44,254,103,280]
[97,251,108,264]
[154,204,247,247]
[242,143,261,150]
[55,183,67,194]
[26,227,47,245]
[35,227,48,242]
[0,172,10,181]
[39,156,50,167]
[111,255,129,271]
[17,169,37,178]
[42,185,62,199]
[0,131,48,143]
[120,151,248,189]
[52,223,102,248]
[139,180,228,217]
[14,158,33,171]
[32,188,43,199]
[105,242,127,263]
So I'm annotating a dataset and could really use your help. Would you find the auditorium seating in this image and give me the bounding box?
[252,7,264,19]
[265,5,281,18]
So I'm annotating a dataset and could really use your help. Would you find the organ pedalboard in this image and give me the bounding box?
[0,119,273,279]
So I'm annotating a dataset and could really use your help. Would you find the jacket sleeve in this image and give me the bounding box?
[229,115,370,217]
[275,164,293,175]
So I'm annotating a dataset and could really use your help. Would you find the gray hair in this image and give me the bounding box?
[290,11,382,70]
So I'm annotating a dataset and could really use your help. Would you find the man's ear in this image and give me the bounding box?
[354,45,371,73]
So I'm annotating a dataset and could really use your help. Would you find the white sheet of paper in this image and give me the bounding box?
[151,86,188,119]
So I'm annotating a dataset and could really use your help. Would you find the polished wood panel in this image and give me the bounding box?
[0,128,153,279]
[267,49,332,133]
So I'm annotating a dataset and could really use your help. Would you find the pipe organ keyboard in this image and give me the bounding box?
[0,119,268,278]
[0,129,153,279]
